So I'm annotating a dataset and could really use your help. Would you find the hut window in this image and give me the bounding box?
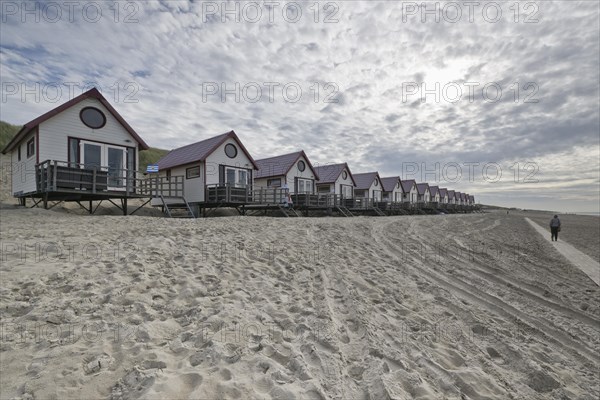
[69,138,79,166]
[26,138,35,158]
[297,178,313,193]
[166,169,171,181]
[186,166,200,179]
[297,160,306,172]
[267,178,281,187]
[80,107,106,129]
[317,185,330,193]
[17,145,21,161]
[342,170,347,180]
[224,143,238,159]
[374,179,378,186]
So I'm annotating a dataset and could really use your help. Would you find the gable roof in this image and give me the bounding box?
[156,130,258,170]
[439,188,448,197]
[2,87,148,154]
[353,172,381,190]
[447,190,455,198]
[455,191,462,199]
[255,150,318,179]
[429,185,439,197]
[314,163,356,186]
[416,183,430,195]
[400,179,416,193]
[381,176,403,193]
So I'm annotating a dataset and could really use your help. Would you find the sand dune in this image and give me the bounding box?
[0,208,598,399]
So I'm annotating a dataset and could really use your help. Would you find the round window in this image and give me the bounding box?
[297,160,306,172]
[80,107,106,129]
[374,179,378,186]
[398,182,401,188]
[342,170,348,180]
[225,143,238,158]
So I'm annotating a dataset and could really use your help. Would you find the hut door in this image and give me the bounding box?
[80,141,127,190]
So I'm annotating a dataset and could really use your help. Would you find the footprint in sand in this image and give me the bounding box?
[82,353,114,375]
[110,368,156,400]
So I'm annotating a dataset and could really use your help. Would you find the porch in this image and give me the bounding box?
[23,160,184,214]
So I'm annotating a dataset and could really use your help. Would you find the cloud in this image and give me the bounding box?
[0,1,598,211]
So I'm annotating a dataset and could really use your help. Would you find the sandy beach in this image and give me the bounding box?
[0,207,598,399]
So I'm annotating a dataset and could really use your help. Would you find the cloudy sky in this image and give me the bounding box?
[1,1,599,212]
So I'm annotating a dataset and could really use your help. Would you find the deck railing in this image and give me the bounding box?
[36,160,184,197]
[206,184,253,204]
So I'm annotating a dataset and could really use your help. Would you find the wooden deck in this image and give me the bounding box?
[21,160,184,214]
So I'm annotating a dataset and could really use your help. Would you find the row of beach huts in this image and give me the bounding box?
[2,88,478,218]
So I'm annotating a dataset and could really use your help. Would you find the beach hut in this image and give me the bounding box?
[429,185,440,204]
[438,188,448,204]
[1,87,151,212]
[381,176,404,203]
[455,192,463,206]
[416,183,431,204]
[314,162,356,199]
[353,172,384,202]
[447,190,456,205]
[254,150,319,195]
[401,179,418,203]
[152,130,258,206]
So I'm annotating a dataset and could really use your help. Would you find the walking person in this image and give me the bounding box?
[549,215,561,241]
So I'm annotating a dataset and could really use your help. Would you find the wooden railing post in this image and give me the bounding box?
[92,168,97,193]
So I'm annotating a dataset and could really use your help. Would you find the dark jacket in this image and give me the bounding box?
[550,217,561,228]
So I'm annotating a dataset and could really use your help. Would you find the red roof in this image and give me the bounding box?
[255,150,319,180]
[314,163,356,186]
[2,87,148,153]
[353,172,382,190]
[416,183,430,195]
[380,176,403,193]
[156,130,258,170]
[400,179,416,193]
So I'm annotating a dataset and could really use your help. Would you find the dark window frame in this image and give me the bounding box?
[224,143,238,159]
[80,107,107,129]
[267,178,282,187]
[342,170,347,180]
[186,166,201,179]
[297,160,306,172]
[26,138,35,158]
[17,145,21,161]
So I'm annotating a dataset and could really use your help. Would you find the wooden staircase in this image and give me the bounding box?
[372,206,386,216]
[278,204,300,217]
[336,205,354,217]
[160,195,195,218]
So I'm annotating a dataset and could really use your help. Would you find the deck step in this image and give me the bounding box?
[159,195,195,218]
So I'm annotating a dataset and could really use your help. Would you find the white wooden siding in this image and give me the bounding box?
[205,137,255,186]
[38,98,140,167]
[333,167,355,197]
[286,156,316,194]
[10,131,37,194]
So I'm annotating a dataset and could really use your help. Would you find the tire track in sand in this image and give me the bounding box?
[372,219,600,367]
